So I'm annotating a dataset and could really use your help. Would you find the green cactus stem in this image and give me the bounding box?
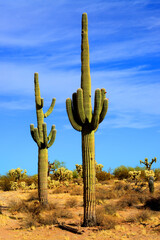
[148,176,154,193]
[66,13,108,226]
[30,73,56,205]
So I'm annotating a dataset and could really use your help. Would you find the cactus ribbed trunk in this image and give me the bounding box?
[38,148,48,205]
[66,13,108,227]
[82,128,96,226]
[30,73,56,206]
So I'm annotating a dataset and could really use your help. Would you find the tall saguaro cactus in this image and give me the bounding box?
[30,73,56,205]
[66,13,108,226]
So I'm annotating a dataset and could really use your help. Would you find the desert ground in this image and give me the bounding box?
[0,181,160,240]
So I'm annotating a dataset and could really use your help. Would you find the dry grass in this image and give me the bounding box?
[117,192,148,210]
[96,207,117,229]
[126,210,152,223]
[104,203,117,215]
[65,197,79,208]
[70,185,83,196]
[96,187,117,200]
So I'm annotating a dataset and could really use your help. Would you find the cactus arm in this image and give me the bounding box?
[44,98,56,118]
[48,125,55,141]
[30,124,41,147]
[30,124,37,143]
[34,128,41,148]
[72,92,82,125]
[81,13,92,123]
[100,88,106,108]
[77,88,86,124]
[66,98,82,131]
[91,89,101,130]
[99,98,108,123]
[47,129,56,148]
[42,123,48,147]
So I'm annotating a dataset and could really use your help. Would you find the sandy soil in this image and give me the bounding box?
[0,184,160,240]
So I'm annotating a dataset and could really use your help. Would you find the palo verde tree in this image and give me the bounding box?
[30,73,56,205]
[66,13,108,226]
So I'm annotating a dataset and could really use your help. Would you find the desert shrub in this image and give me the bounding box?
[24,174,38,186]
[96,171,112,182]
[72,178,83,185]
[113,166,134,180]
[0,176,13,191]
[52,185,71,194]
[136,210,151,222]
[96,207,117,229]
[35,212,58,226]
[72,169,79,179]
[104,204,117,215]
[9,199,30,213]
[96,187,117,200]
[70,185,83,195]
[65,197,78,208]
[27,191,38,202]
[155,168,160,181]
[126,210,151,223]
[117,192,147,209]
[54,208,73,219]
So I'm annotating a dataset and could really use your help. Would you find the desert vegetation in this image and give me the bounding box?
[0,164,160,239]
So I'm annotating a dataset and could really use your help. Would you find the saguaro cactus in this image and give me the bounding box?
[140,157,157,193]
[30,73,56,205]
[140,157,157,170]
[66,13,108,226]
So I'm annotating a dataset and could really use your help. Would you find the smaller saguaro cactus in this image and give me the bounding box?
[140,157,157,170]
[30,73,56,205]
[140,157,157,193]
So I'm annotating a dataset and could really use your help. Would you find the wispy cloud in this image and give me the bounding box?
[0,0,159,130]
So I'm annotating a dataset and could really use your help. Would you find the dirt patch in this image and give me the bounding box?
[0,182,160,240]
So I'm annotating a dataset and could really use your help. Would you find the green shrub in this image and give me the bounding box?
[96,171,112,182]
[155,168,160,181]
[72,169,79,179]
[0,176,13,191]
[113,166,134,180]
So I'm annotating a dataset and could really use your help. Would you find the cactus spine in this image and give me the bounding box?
[66,13,108,226]
[30,73,56,205]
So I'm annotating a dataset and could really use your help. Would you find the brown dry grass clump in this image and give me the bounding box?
[117,191,148,210]
[96,207,117,229]
[8,197,74,229]
[126,210,152,223]
[70,185,83,196]
[96,187,117,200]
[65,197,79,208]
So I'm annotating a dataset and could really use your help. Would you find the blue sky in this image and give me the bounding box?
[0,0,160,175]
